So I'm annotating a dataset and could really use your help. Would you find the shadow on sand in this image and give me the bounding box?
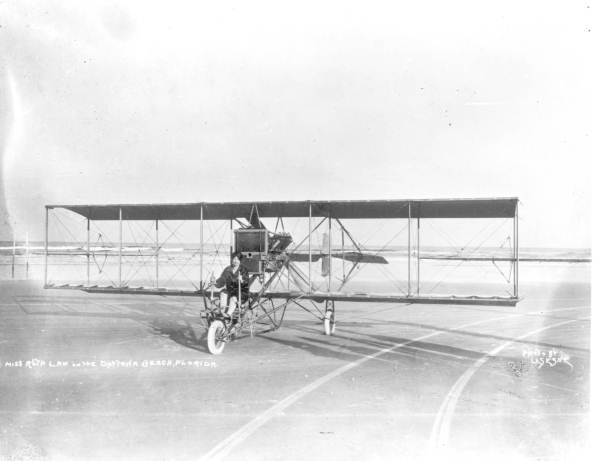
[269,321,587,365]
[14,294,589,357]
[149,318,207,352]
[16,295,211,352]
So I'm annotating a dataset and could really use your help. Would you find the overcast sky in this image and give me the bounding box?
[0,0,595,247]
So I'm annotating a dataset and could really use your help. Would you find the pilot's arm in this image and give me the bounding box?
[237,267,251,294]
[214,268,230,289]
[239,266,250,284]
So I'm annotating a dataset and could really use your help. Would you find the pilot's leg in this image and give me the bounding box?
[226,296,238,316]
[219,292,228,312]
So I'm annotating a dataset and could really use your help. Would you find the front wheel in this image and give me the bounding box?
[207,320,227,354]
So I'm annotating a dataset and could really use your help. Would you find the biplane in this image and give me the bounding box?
[43,198,519,354]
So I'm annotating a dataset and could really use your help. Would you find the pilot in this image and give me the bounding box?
[214,252,249,317]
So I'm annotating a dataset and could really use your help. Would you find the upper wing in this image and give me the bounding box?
[48,198,518,221]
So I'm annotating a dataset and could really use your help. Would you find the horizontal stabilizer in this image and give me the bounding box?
[332,252,388,264]
[287,252,388,264]
[420,256,589,263]
[287,253,322,262]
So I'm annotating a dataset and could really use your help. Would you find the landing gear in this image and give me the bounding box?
[207,319,228,354]
[323,300,336,335]
[205,297,252,354]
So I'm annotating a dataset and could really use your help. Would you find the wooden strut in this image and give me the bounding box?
[341,226,346,281]
[154,219,160,288]
[44,207,49,285]
[417,217,420,295]
[118,207,122,287]
[200,206,204,288]
[87,218,90,286]
[229,219,233,258]
[514,201,519,298]
[328,215,332,292]
[308,203,312,293]
[408,202,411,296]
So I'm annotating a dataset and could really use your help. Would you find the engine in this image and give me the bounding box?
[234,228,292,274]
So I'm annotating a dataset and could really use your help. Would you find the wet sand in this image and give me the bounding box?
[0,265,591,460]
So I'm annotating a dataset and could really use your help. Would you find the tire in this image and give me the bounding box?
[324,310,336,336]
[207,320,227,355]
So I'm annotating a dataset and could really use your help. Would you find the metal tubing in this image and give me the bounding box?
[238,277,242,323]
[155,219,159,288]
[514,202,519,298]
[118,207,122,287]
[44,207,49,285]
[328,215,332,292]
[417,217,420,295]
[230,219,233,258]
[86,218,90,286]
[341,229,346,282]
[200,206,204,289]
[308,202,312,293]
[407,202,411,296]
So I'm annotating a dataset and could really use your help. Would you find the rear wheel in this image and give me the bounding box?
[207,320,227,354]
[323,301,336,335]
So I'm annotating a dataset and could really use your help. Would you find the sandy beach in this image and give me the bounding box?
[0,260,590,460]
[1,2,593,459]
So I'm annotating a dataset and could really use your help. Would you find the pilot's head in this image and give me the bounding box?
[231,252,243,267]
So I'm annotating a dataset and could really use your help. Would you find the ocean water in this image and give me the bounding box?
[0,243,590,298]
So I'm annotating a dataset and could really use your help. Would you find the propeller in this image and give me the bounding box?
[321,232,330,276]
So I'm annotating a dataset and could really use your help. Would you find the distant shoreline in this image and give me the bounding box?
[0,244,592,264]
